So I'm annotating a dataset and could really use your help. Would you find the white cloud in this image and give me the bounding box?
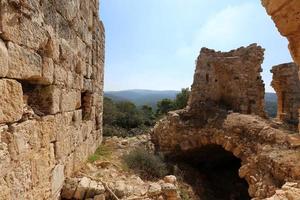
[176,2,258,57]
[198,3,255,45]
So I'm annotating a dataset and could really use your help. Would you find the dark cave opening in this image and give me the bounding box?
[168,144,250,200]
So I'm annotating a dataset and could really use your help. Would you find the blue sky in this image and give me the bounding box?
[101,0,292,92]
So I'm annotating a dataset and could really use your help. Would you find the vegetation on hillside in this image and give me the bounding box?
[103,88,190,137]
[265,101,277,118]
[104,90,179,108]
[103,88,278,137]
[156,88,190,116]
[103,97,155,137]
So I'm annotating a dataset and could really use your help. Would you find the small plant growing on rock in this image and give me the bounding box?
[88,145,112,163]
[123,148,168,180]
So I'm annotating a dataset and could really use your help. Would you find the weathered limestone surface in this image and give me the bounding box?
[271,63,300,126]
[263,182,300,200]
[153,111,300,199]
[0,79,23,124]
[0,0,104,199]
[262,0,300,68]
[188,44,266,117]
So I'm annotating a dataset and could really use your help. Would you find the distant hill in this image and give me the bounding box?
[105,90,278,116]
[104,89,179,108]
[265,92,277,103]
[265,92,277,118]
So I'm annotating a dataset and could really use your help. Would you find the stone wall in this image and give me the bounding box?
[262,0,300,133]
[271,63,300,125]
[0,0,104,199]
[152,43,300,199]
[188,44,266,117]
[152,111,300,199]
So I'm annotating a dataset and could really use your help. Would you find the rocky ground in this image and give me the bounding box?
[59,131,300,200]
[60,134,196,200]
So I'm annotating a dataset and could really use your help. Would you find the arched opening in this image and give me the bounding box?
[168,144,250,200]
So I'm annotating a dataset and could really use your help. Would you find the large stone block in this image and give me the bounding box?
[9,120,41,156]
[61,89,81,112]
[0,39,8,77]
[54,65,68,86]
[41,57,54,84]
[54,0,80,22]
[8,160,33,200]
[7,42,43,80]
[55,135,72,160]
[0,178,11,200]
[270,0,300,35]
[0,142,11,177]
[31,148,52,189]
[0,79,23,124]
[262,0,289,15]
[0,1,48,50]
[51,164,65,198]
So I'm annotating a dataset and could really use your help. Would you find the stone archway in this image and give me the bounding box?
[167,144,251,200]
[152,109,300,199]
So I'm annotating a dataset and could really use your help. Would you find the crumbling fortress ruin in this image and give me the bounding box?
[152,1,300,199]
[152,2,300,196]
[271,63,300,127]
[189,44,266,118]
[0,0,104,199]
[152,44,300,199]
[262,0,300,134]
[0,0,300,199]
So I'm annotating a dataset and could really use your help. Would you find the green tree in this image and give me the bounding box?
[115,101,143,129]
[103,97,118,125]
[174,88,190,109]
[156,98,175,116]
[141,105,155,126]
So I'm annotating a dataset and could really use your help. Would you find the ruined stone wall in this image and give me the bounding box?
[271,63,300,125]
[188,44,266,117]
[262,0,300,134]
[0,0,104,199]
[152,111,300,199]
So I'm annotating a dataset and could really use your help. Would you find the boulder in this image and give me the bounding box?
[74,177,91,199]
[148,183,162,196]
[164,175,177,185]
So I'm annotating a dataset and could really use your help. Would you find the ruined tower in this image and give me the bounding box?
[188,44,266,117]
[271,63,300,126]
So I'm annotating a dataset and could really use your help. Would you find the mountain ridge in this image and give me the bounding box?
[104,90,277,116]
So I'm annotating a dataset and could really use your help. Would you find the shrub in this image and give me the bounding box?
[179,187,191,200]
[103,125,128,137]
[103,98,155,136]
[88,145,112,163]
[123,148,168,179]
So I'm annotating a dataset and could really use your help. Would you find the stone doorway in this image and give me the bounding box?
[168,144,250,200]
